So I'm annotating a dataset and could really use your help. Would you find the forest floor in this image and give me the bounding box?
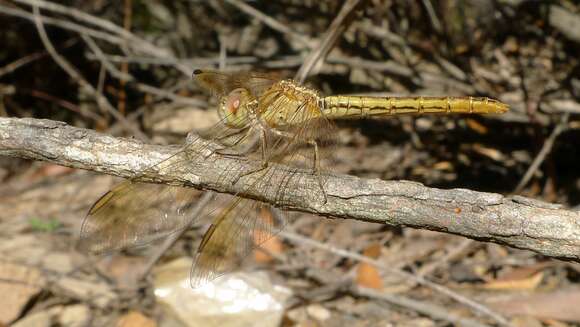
[1,1,579,326]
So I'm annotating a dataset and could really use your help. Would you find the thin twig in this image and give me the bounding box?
[118,0,133,116]
[81,35,133,80]
[295,0,364,83]
[420,0,443,34]
[24,89,104,122]
[31,5,148,141]
[81,34,205,107]
[0,50,47,78]
[514,113,570,193]
[419,113,571,282]
[0,35,76,78]
[83,52,260,67]
[0,4,127,48]
[281,231,510,326]
[15,0,166,56]
[14,0,192,76]
[353,287,491,327]
[223,0,315,48]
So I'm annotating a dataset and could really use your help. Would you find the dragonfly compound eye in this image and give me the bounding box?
[219,88,252,128]
[225,94,241,115]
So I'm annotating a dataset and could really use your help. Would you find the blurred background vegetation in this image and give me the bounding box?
[0,1,579,326]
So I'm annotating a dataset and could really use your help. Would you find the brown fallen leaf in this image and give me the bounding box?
[433,161,453,171]
[254,208,284,264]
[488,288,580,322]
[356,243,383,290]
[116,311,156,327]
[480,271,544,291]
[495,262,553,281]
[27,164,75,181]
[472,143,504,161]
[466,118,489,134]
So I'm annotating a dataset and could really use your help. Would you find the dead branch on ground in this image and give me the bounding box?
[1,116,579,262]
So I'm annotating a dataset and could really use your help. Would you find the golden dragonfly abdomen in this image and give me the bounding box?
[320,96,509,119]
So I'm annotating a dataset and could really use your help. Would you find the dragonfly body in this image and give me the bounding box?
[80,69,509,287]
[258,80,321,129]
[222,77,508,132]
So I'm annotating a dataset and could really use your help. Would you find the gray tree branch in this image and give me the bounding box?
[1,117,579,261]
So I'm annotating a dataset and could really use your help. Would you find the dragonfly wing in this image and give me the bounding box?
[78,127,246,255]
[79,181,203,254]
[190,186,290,287]
[193,69,278,98]
[80,94,265,255]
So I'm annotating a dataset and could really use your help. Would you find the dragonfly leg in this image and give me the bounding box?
[208,127,256,158]
[308,139,328,204]
[230,128,269,185]
[214,133,260,159]
[267,126,328,204]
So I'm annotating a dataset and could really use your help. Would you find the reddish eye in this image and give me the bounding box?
[225,92,241,115]
[231,99,240,113]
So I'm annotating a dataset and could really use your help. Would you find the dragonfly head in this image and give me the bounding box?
[218,88,255,128]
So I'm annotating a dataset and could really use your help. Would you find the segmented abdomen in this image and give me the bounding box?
[321,96,509,119]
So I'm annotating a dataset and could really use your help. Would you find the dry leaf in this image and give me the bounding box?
[362,243,382,259]
[488,289,580,322]
[116,311,156,327]
[356,263,383,289]
[27,164,75,181]
[254,208,284,264]
[433,161,453,171]
[472,143,504,161]
[466,118,489,134]
[481,271,544,291]
[496,262,553,281]
[255,237,284,264]
[356,243,383,289]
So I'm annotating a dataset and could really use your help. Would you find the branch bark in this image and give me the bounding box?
[1,117,579,261]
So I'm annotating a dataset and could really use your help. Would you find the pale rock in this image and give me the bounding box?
[58,304,91,327]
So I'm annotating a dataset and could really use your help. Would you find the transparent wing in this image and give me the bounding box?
[78,124,253,255]
[190,201,289,288]
[193,69,278,98]
[79,182,202,254]
[79,70,276,255]
[189,166,295,287]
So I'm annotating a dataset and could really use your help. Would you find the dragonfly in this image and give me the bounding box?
[79,69,509,287]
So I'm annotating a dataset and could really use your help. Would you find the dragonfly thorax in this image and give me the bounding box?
[258,79,322,129]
